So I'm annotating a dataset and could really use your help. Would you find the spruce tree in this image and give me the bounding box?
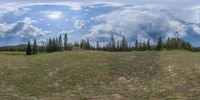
[156,36,163,51]
[59,35,63,51]
[147,40,150,50]
[117,40,120,51]
[121,36,127,51]
[135,40,138,51]
[33,39,38,55]
[111,35,116,51]
[96,41,99,51]
[47,39,53,52]
[86,38,90,50]
[64,33,68,50]
[143,41,147,51]
[139,42,142,51]
[26,41,32,55]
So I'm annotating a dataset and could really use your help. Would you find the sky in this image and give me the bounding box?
[0,0,200,46]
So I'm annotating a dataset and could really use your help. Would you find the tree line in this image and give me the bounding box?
[26,34,195,55]
[93,35,193,52]
[26,33,72,55]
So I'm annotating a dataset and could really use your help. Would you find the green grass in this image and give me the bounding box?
[0,50,200,100]
[0,52,25,56]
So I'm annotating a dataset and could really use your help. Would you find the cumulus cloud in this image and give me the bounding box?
[189,6,200,24]
[0,17,50,41]
[1,2,200,46]
[40,11,62,19]
[86,5,200,44]
[13,7,31,16]
[74,19,86,30]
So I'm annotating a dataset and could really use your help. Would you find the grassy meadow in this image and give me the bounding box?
[0,50,200,100]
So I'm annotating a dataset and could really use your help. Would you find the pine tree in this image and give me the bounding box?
[80,39,85,49]
[135,40,138,51]
[121,36,128,51]
[117,40,120,51]
[59,35,63,51]
[64,33,68,50]
[86,38,90,50]
[32,39,38,55]
[96,41,99,51]
[156,36,163,51]
[166,37,171,50]
[139,42,142,51]
[147,40,150,50]
[143,41,147,51]
[111,35,116,51]
[26,41,32,55]
[47,38,53,52]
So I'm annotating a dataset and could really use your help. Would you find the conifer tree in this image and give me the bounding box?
[135,40,138,51]
[121,36,128,51]
[143,41,147,51]
[26,41,32,55]
[32,39,38,55]
[96,41,99,51]
[47,39,53,52]
[139,42,142,51]
[59,35,63,51]
[166,37,171,50]
[147,40,150,50]
[111,35,116,51]
[86,38,90,50]
[64,33,68,50]
[117,40,120,51]
[156,36,163,51]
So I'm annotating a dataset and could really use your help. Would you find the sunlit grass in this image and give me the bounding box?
[0,52,25,56]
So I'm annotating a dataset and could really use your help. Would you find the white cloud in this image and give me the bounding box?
[86,5,196,43]
[190,6,200,24]
[40,11,62,19]
[0,1,200,45]
[192,25,200,35]
[13,7,31,16]
[0,17,50,41]
[74,19,86,30]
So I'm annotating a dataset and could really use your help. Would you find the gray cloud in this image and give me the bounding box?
[0,1,200,45]
[0,18,50,41]
[74,19,86,30]
[85,4,200,44]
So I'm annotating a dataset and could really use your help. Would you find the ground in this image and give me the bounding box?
[0,50,200,100]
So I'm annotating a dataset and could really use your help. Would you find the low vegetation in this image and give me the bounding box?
[0,50,200,99]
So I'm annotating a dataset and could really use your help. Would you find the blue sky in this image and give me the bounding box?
[0,0,200,46]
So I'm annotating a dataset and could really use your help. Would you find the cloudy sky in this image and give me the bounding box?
[0,0,200,46]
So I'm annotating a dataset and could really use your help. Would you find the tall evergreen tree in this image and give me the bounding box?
[47,38,53,52]
[86,38,90,50]
[147,40,150,50]
[26,41,32,55]
[64,33,68,50]
[96,41,99,51]
[121,36,128,51]
[117,40,120,51]
[166,37,171,50]
[156,36,163,51]
[135,40,139,51]
[111,35,116,51]
[143,41,147,51]
[32,39,38,54]
[59,35,63,51]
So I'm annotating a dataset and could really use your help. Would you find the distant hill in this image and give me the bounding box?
[0,44,27,51]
